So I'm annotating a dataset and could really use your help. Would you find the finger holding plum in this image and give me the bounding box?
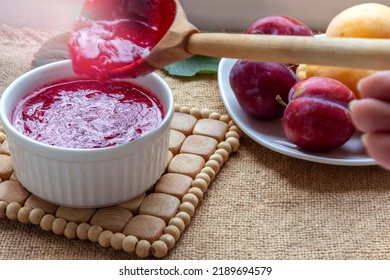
[359,132,390,170]
[352,71,390,135]
[350,71,390,170]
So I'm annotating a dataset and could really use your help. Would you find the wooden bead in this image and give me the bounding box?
[0,180,30,205]
[123,215,166,243]
[0,150,7,158]
[18,206,33,224]
[135,240,151,258]
[0,132,6,144]
[88,225,103,242]
[171,113,198,136]
[201,108,211,119]
[110,233,126,250]
[229,125,243,136]
[209,112,221,120]
[98,230,114,248]
[151,240,169,258]
[192,178,208,193]
[90,206,133,233]
[205,159,220,173]
[6,202,21,221]
[64,222,78,239]
[0,201,8,218]
[179,106,191,114]
[187,187,204,202]
[168,217,186,233]
[56,207,96,224]
[218,141,232,154]
[175,211,191,227]
[159,234,176,250]
[193,119,228,142]
[117,193,146,215]
[52,218,67,235]
[174,104,181,112]
[201,166,215,181]
[182,193,199,208]
[0,126,4,133]
[24,195,58,215]
[219,114,231,123]
[164,225,181,241]
[189,108,202,119]
[225,131,240,140]
[195,173,211,185]
[215,148,229,162]
[169,129,186,155]
[29,208,45,225]
[168,153,205,179]
[139,193,181,223]
[76,223,91,240]
[180,135,218,161]
[166,150,174,168]
[122,235,138,253]
[1,139,10,155]
[226,137,240,152]
[0,155,13,180]
[40,214,55,231]
[155,173,193,200]
[179,202,196,217]
[209,154,224,166]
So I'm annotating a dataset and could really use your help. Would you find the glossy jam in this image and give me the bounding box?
[68,0,176,79]
[12,79,164,149]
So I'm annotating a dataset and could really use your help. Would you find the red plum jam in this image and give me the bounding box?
[12,78,164,149]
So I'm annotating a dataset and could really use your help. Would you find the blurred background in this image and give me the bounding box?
[0,0,83,29]
[1,0,390,31]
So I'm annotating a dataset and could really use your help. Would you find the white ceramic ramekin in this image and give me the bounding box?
[0,60,174,208]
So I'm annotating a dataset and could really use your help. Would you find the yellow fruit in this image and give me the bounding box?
[296,64,375,99]
[297,3,390,98]
[326,3,390,38]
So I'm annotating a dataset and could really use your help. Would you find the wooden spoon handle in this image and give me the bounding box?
[187,33,390,70]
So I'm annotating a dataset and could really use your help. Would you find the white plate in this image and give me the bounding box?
[218,58,377,166]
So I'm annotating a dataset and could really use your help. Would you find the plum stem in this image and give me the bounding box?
[276,95,288,107]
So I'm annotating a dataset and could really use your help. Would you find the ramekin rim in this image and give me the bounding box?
[0,60,174,157]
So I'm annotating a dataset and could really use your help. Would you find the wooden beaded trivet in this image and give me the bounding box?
[0,105,242,258]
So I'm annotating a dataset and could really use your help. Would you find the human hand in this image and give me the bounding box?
[350,71,390,170]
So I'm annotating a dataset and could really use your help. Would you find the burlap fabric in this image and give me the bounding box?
[1,24,390,260]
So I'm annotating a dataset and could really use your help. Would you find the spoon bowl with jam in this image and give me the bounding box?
[68,0,390,80]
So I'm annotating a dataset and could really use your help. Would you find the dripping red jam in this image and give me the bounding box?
[12,78,164,149]
[68,0,176,79]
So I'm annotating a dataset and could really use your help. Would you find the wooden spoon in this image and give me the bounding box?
[187,33,390,70]
[77,0,390,78]
[148,0,390,69]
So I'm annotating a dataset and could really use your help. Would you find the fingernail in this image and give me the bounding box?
[348,100,357,111]
[356,79,364,94]
[361,133,368,146]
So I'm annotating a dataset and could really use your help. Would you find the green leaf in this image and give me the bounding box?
[163,55,221,77]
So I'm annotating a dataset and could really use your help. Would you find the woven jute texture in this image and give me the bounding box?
[1,24,390,260]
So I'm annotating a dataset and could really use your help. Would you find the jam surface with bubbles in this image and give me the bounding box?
[12,78,164,149]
